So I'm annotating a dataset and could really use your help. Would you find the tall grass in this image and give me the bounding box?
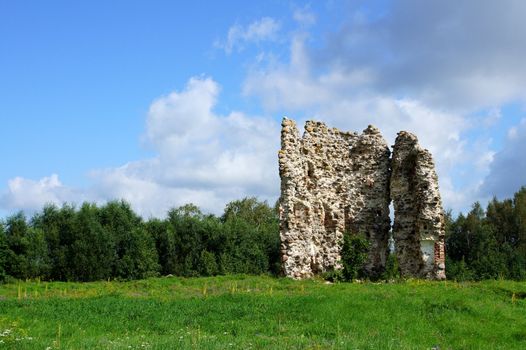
[0,276,525,349]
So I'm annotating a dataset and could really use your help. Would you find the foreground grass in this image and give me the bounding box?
[0,275,525,349]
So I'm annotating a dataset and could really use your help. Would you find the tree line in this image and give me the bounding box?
[1,187,526,283]
[445,187,526,280]
[0,198,280,282]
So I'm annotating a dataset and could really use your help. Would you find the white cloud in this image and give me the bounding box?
[90,163,229,219]
[96,77,281,216]
[238,1,526,212]
[293,6,316,27]
[1,77,281,218]
[314,0,526,111]
[0,174,85,213]
[243,29,491,213]
[216,17,281,54]
[5,2,526,218]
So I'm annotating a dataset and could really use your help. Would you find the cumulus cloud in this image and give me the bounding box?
[1,77,281,217]
[480,118,526,199]
[243,32,481,211]
[93,77,280,216]
[240,1,526,212]
[315,0,526,111]
[0,174,86,213]
[4,1,526,217]
[293,6,316,27]
[216,17,281,54]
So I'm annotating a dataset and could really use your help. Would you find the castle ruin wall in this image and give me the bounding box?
[279,118,446,280]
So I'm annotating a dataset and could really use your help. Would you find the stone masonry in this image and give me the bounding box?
[278,118,446,280]
[391,131,446,279]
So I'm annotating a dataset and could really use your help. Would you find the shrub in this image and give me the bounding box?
[341,232,370,281]
[382,253,401,281]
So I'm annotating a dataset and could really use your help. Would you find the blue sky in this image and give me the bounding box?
[1,0,526,218]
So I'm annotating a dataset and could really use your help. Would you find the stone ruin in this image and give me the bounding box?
[278,118,446,280]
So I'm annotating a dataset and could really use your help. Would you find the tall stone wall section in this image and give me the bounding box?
[278,118,391,279]
[391,131,446,280]
[346,125,391,277]
[279,118,446,280]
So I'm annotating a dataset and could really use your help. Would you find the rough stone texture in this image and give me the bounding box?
[279,118,446,280]
[390,131,446,280]
[278,118,391,279]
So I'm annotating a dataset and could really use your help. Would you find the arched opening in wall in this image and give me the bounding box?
[420,240,435,266]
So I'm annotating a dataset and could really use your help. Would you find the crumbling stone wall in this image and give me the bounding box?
[279,118,446,280]
[278,118,391,279]
[391,131,446,280]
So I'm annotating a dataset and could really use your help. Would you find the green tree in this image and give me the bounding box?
[0,222,8,281]
[446,201,514,280]
[446,203,485,264]
[71,203,114,281]
[446,256,474,281]
[114,226,160,280]
[4,212,30,279]
[25,227,51,279]
[32,203,78,280]
[221,197,280,274]
[468,223,507,280]
[146,218,177,275]
[221,216,269,274]
[99,200,159,279]
[222,197,276,227]
[486,197,517,247]
[513,187,526,254]
[200,250,218,276]
[167,204,207,276]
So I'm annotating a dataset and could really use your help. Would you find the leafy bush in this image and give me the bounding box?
[382,253,401,281]
[446,256,474,281]
[341,232,370,281]
[321,269,344,283]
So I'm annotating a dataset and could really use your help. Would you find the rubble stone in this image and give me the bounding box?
[391,131,446,280]
[278,118,391,279]
[278,118,446,280]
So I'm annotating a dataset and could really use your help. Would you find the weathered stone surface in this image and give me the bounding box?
[279,118,446,280]
[391,131,446,280]
[278,118,391,279]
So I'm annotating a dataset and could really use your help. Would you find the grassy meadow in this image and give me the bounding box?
[0,275,525,349]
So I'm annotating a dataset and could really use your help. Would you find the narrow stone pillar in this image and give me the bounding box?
[390,132,446,280]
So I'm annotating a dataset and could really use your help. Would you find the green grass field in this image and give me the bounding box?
[0,275,525,349]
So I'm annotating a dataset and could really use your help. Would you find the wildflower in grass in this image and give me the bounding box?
[0,328,12,337]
